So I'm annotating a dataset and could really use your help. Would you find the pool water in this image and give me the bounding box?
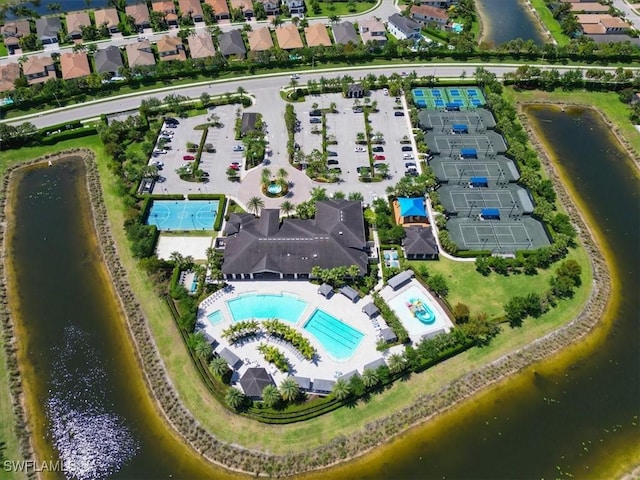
[267,183,282,194]
[207,310,224,326]
[407,298,436,324]
[387,285,448,340]
[303,309,364,361]
[226,293,308,323]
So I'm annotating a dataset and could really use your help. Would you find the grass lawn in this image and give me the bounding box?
[529,0,569,46]
[504,88,640,156]
[305,1,377,17]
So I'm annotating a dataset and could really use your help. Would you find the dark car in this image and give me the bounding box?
[327,159,339,165]
[405,162,417,168]
[327,151,338,157]
[309,109,322,117]
[165,117,179,125]
[372,146,384,153]
[310,118,321,124]
[394,111,405,117]
[401,145,413,152]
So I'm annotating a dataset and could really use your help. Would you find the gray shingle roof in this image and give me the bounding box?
[388,13,420,36]
[387,270,414,290]
[219,347,242,368]
[317,283,333,298]
[292,376,311,390]
[380,328,397,342]
[361,302,379,318]
[222,200,368,277]
[240,112,258,135]
[339,285,360,303]
[332,21,359,45]
[403,226,438,257]
[364,357,386,370]
[240,368,275,398]
[94,46,124,74]
[219,29,246,56]
[36,17,61,39]
[312,378,335,393]
[339,369,359,381]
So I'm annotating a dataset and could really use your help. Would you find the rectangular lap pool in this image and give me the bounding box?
[146,200,219,231]
[226,293,308,323]
[303,309,364,361]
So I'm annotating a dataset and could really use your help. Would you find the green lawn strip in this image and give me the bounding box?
[0,337,26,480]
[504,88,640,156]
[0,43,8,58]
[528,0,569,46]
[306,1,376,17]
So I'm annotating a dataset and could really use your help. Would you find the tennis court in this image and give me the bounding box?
[442,189,520,213]
[447,216,550,252]
[432,159,518,184]
[147,200,220,231]
[425,131,507,156]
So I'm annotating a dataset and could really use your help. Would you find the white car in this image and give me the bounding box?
[354,146,366,153]
[150,160,164,167]
[403,153,414,159]
[153,148,167,155]
[232,145,244,152]
[290,74,300,80]
[382,88,389,96]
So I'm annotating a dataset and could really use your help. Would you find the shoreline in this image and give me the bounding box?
[0,100,628,476]
[476,0,549,46]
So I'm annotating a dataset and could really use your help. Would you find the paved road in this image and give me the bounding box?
[613,0,640,28]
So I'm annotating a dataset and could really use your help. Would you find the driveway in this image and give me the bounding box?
[237,165,312,210]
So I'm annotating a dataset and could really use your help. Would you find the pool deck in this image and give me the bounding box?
[196,281,385,390]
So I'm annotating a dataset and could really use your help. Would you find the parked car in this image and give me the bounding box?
[153,148,167,155]
[394,111,405,117]
[373,155,386,161]
[229,163,240,170]
[183,155,195,161]
[161,130,174,136]
[165,117,179,125]
[150,160,163,168]
[165,123,177,129]
[310,118,321,124]
[354,146,366,153]
[403,153,413,159]
[405,169,418,177]
[309,109,322,117]
[327,159,339,165]
[327,151,338,157]
[232,145,244,152]
[374,162,386,169]
[401,146,413,152]
[291,73,300,80]
[230,162,241,167]
[372,146,384,153]
[405,162,417,168]
[159,135,172,141]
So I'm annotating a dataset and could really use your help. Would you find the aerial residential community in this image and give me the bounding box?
[0,0,638,478]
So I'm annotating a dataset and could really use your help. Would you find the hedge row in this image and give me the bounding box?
[40,126,98,145]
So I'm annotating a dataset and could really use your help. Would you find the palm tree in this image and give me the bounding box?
[169,251,185,266]
[388,353,406,374]
[261,384,281,408]
[310,187,328,201]
[277,167,289,183]
[236,86,246,101]
[247,196,265,216]
[332,378,350,400]
[261,167,272,186]
[280,200,295,217]
[329,14,340,24]
[194,339,212,359]
[348,191,364,202]
[209,356,229,378]
[333,191,345,200]
[225,387,245,410]
[279,377,300,402]
[362,368,379,388]
[376,163,390,179]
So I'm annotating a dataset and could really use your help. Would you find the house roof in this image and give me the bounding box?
[312,378,335,392]
[361,302,379,318]
[60,51,91,79]
[125,3,151,25]
[380,328,397,342]
[205,0,230,16]
[188,32,216,58]
[22,55,54,76]
[570,2,610,12]
[317,283,333,298]
[2,20,30,39]
[179,0,204,17]
[218,29,246,56]
[94,45,124,73]
[157,35,186,60]
[339,369,359,381]
[364,357,387,370]
[240,112,258,134]
[275,24,303,49]
[94,8,120,29]
[576,13,612,24]
[222,200,368,277]
[247,26,274,51]
[66,11,91,35]
[348,83,364,94]
[339,285,360,302]
[292,376,311,390]
[36,17,62,38]
[230,0,253,12]
[600,17,630,28]
[0,62,20,92]
[582,24,606,34]
[125,40,156,66]
[304,23,332,47]
[360,17,386,43]
[152,0,176,13]
[332,21,359,45]
[403,226,438,257]
[239,368,274,398]
[388,13,420,35]
[201,332,218,348]
[387,270,414,290]
[219,347,242,367]
[410,4,449,20]
[398,197,427,217]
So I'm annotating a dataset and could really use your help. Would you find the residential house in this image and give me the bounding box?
[410,5,448,28]
[387,13,421,40]
[22,55,57,84]
[35,17,62,44]
[157,35,187,61]
[187,32,216,58]
[218,29,246,57]
[205,0,230,20]
[569,2,610,13]
[247,26,274,51]
[94,45,124,75]
[230,0,254,19]
[402,226,439,259]
[65,11,91,40]
[275,24,303,50]
[221,200,368,280]
[1,20,31,55]
[126,3,152,31]
[283,0,305,15]
[359,17,387,46]
[152,0,179,26]
[0,63,20,92]
[125,40,157,66]
[304,23,332,47]
[332,21,359,45]
[255,0,280,16]
[59,51,91,80]
[179,0,205,22]
[415,0,456,7]
[577,14,631,34]
[94,8,120,34]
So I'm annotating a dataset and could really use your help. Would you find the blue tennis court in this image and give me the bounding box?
[147,200,219,231]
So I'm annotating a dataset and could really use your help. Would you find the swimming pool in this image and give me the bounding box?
[303,309,364,361]
[207,310,224,327]
[383,250,400,268]
[226,293,308,323]
[146,200,219,231]
[387,285,449,340]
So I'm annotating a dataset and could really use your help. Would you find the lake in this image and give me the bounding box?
[477,0,546,47]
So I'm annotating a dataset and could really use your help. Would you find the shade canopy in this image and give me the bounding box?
[452,123,468,133]
[469,176,488,187]
[239,367,275,398]
[481,207,500,219]
[398,197,427,217]
[460,148,477,158]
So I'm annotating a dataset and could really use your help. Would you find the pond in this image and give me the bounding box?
[477,0,546,47]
